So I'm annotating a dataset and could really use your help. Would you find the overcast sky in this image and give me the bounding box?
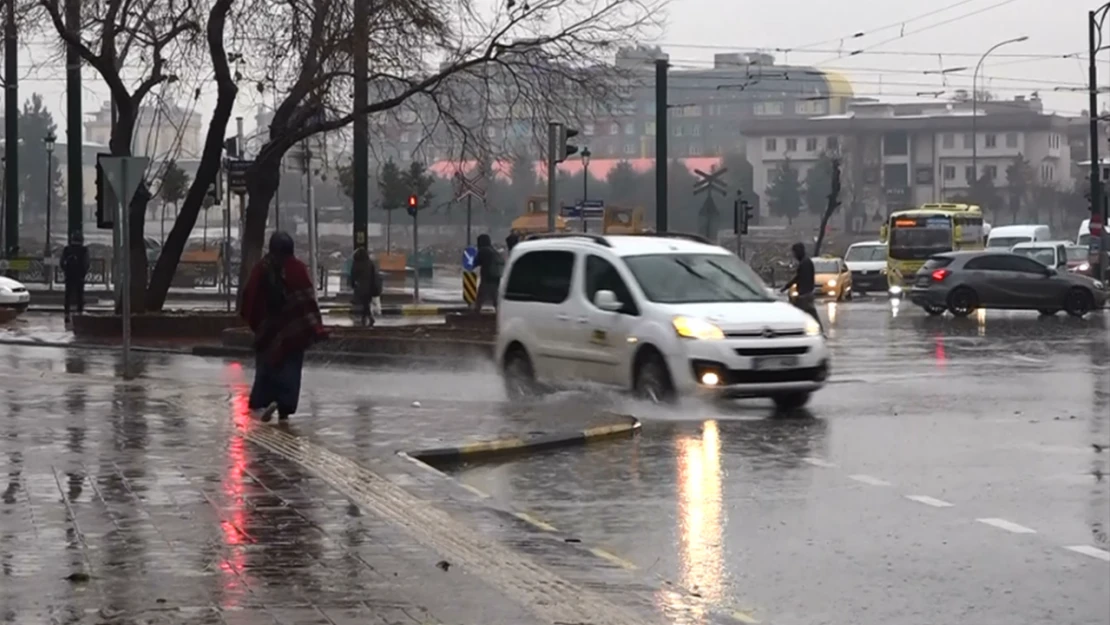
[14,0,1102,141]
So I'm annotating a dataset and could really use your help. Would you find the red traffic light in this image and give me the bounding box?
[407,195,417,207]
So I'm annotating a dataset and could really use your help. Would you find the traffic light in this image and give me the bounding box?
[557,125,579,163]
[406,194,418,217]
[740,200,754,235]
[94,159,114,230]
[223,136,241,159]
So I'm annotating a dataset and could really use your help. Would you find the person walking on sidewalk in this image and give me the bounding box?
[60,242,89,324]
[780,241,824,334]
[472,233,504,312]
[349,246,382,327]
[241,231,328,422]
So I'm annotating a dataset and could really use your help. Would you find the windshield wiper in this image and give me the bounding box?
[672,258,736,299]
[704,260,768,299]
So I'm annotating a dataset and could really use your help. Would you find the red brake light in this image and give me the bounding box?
[931,268,950,282]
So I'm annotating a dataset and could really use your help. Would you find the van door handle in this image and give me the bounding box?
[556,314,570,321]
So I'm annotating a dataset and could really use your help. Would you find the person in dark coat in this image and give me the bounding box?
[473,233,504,312]
[60,242,89,323]
[241,231,328,422]
[505,230,521,253]
[349,246,382,327]
[781,241,823,333]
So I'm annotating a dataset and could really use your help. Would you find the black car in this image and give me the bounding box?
[909,250,1107,318]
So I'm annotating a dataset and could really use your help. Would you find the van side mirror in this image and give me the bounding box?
[593,289,623,312]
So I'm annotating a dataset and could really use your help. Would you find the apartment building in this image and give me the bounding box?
[376,45,857,168]
[742,94,1073,224]
[85,101,204,160]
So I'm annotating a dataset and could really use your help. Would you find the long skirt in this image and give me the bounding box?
[248,349,306,416]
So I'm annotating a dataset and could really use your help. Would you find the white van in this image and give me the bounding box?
[986,224,1051,249]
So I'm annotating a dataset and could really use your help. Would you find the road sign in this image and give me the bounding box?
[100,156,150,208]
[462,271,478,305]
[462,246,478,272]
[227,160,252,195]
[453,171,486,202]
[562,203,605,219]
[693,167,728,196]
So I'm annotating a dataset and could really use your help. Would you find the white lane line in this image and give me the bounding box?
[976,518,1037,534]
[803,457,837,468]
[848,474,891,487]
[1065,545,1110,562]
[904,495,954,508]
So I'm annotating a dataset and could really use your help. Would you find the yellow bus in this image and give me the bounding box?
[880,203,986,292]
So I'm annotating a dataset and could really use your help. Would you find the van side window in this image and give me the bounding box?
[584,255,639,315]
[504,250,575,304]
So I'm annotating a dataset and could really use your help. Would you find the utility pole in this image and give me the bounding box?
[654,58,668,233]
[547,122,558,232]
[352,0,369,250]
[303,143,318,290]
[4,0,18,258]
[66,0,82,246]
[1090,10,1105,282]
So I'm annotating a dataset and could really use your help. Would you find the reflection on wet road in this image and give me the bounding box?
[456,300,1110,625]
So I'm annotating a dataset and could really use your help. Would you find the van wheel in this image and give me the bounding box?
[947,287,978,318]
[772,391,811,411]
[634,351,675,404]
[502,346,537,399]
[1063,288,1094,318]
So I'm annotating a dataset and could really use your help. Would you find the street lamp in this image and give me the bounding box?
[581,147,591,233]
[44,131,56,289]
[971,36,1028,180]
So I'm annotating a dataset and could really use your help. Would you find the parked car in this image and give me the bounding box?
[0,275,30,312]
[1066,245,1093,276]
[844,240,887,294]
[909,250,1106,318]
[496,233,828,409]
[1010,240,1073,270]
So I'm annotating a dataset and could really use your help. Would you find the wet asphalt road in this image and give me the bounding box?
[1,296,1108,624]
[453,298,1110,625]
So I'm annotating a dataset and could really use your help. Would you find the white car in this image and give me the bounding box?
[495,233,829,409]
[0,276,30,312]
[844,240,887,294]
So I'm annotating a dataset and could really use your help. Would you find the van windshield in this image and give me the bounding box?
[623,253,772,304]
[987,236,1031,249]
[845,245,885,262]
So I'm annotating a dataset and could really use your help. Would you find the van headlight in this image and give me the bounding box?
[804,318,822,336]
[672,316,724,340]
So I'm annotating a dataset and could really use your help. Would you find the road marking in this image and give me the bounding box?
[904,495,954,508]
[588,547,638,570]
[513,511,558,532]
[976,518,1037,534]
[729,610,760,624]
[803,457,837,468]
[459,483,490,499]
[1065,545,1110,562]
[848,474,891,487]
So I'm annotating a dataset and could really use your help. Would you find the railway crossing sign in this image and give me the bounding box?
[454,170,486,202]
[693,167,728,197]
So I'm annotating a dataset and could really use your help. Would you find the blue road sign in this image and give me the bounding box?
[581,199,604,209]
[462,246,478,271]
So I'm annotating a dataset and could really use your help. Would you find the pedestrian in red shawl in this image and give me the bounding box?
[241,231,328,421]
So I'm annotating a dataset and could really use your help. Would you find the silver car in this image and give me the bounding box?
[909,250,1107,318]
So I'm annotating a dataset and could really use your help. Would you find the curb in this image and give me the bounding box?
[0,337,191,354]
[407,413,642,465]
[326,304,470,317]
[189,344,477,364]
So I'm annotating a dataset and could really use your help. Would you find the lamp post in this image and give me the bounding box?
[581,147,591,233]
[971,36,1028,183]
[44,131,56,289]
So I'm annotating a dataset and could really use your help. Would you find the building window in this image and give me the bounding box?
[963,133,974,149]
[583,123,595,136]
[609,123,620,135]
[964,165,976,183]
[645,122,656,136]
[943,165,956,180]
[1041,163,1055,181]
[942,133,955,149]
[765,137,777,152]
[673,125,684,137]
[795,100,827,115]
[805,137,818,152]
[688,144,702,156]
[983,164,997,180]
[624,143,636,155]
[985,134,997,148]
[624,122,635,135]
[883,163,908,187]
[754,101,784,116]
[692,125,701,137]
[1006,132,1018,148]
[400,131,411,143]
[826,136,839,152]
[883,131,909,156]
[606,144,617,156]
[785,138,797,152]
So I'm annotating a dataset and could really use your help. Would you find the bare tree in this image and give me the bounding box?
[233,0,657,299]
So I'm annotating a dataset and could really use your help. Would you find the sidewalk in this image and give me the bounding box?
[0,346,669,625]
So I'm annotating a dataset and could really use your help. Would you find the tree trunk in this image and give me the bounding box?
[237,156,282,310]
[145,0,238,312]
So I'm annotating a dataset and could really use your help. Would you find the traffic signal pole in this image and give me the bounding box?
[3,0,18,258]
[66,0,83,244]
[1089,10,1106,282]
[547,122,558,232]
[655,58,668,233]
